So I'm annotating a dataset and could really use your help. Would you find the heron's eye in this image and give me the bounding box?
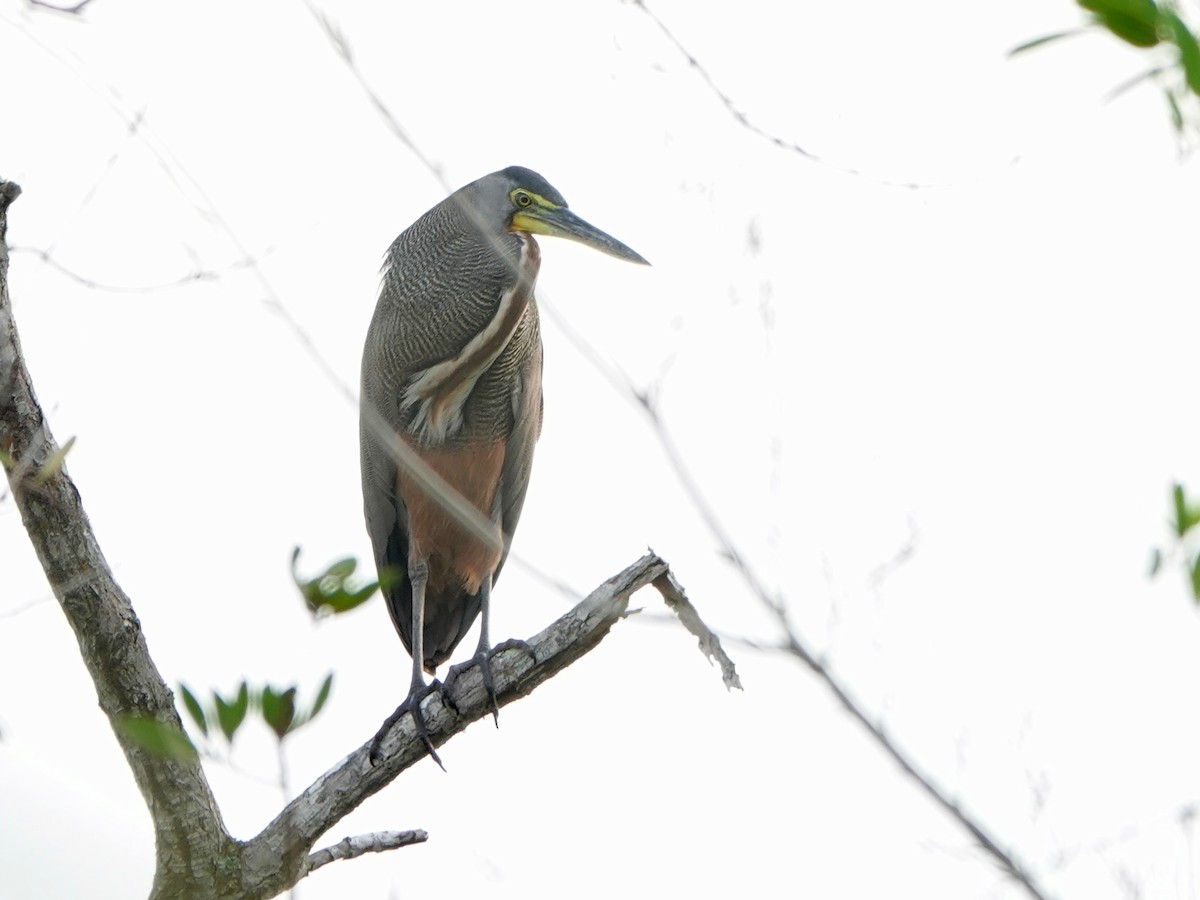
[514,191,533,208]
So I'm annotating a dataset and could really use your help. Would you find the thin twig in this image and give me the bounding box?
[635,611,789,654]
[629,0,930,189]
[652,568,741,690]
[507,553,585,602]
[1103,64,1169,103]
[10,245,233,293]
[305,831,428,875]
[636,396,1052,900]
[0,565,123,619]
[866,518,919,590]
[303,1,447,190]
[27,0,97,14]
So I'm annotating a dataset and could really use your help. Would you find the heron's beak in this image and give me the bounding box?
[511,206,649,265]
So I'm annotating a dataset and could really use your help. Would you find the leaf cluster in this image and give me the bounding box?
[291,548,378,617]
[1014,1,1200,138]
[120,675,334,760]
[1149,482,1200,600]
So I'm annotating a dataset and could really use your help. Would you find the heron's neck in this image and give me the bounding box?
[402,234,540,444]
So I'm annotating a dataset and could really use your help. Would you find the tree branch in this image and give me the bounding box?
[304,830,428,876]
[653,567,741,690]
[0,182,236,895]
[239,551,673,895]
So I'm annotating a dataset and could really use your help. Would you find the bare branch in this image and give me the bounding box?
[652,567,741,690]
[630,0,817,162]
[303,1,447,188]
[635,610,790,654]
[637,397,1052,900]
[27,0,97,14]
[866,517,920,590]
[9,244,256,293]
[240,551,675,896]
[507,552,586,602]
[305,830,428,876]
[0,564,123,619]
[630,0,930,189]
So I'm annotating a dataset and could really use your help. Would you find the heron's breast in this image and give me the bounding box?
[397,438,506,595]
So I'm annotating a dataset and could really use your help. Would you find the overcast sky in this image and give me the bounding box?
[4,2,1200,898]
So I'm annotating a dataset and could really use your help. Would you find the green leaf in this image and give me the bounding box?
[1078,0,1158,15]
[1191,555,1200,601]
[291,547,321,611]
[1148,546,1163,577]
[324,557,358,580]
[292,547,379,616]
[260,685,277,724]
[178,683,208,737]
[1162,10,1200,94]
[327,581,378,614]
[1009,29,1086,57]
[1172,483,1200,537]
[214,682,250,743]
[118,716,198,761]
[31,436,76,485]
[1079,0,1163,47]
[309,672,334,721]
[277,674,336,733]
[261,685,297,739]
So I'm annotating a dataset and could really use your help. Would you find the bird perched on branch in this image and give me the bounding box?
[361,166,648,762]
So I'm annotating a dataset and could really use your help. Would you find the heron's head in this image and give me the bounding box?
[466,166,649,265]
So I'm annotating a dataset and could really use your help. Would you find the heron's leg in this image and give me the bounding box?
[407,559,430,697]
[473,575,502,726]
[369,559,443,768]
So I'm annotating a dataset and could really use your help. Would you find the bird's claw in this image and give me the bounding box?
[368,680,445,770]
[475,649,501,727]
[444,638,532,726]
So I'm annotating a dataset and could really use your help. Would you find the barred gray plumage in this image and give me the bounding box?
[361,166,647,763]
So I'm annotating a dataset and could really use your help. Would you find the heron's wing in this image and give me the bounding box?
[493,303,544,585]
[360,407,416,658]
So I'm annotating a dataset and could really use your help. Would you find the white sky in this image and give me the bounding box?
[3,1,1200,898]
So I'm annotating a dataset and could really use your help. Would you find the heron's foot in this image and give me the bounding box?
[489,637,533,659]
[442,656,481,718]
[368,680,445,771]
[475,648,501,727]
[485,639,535,721]
[441,639,529,725]
[488,637,535,689]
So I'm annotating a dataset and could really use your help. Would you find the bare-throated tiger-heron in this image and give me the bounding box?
[361,166,648,762]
